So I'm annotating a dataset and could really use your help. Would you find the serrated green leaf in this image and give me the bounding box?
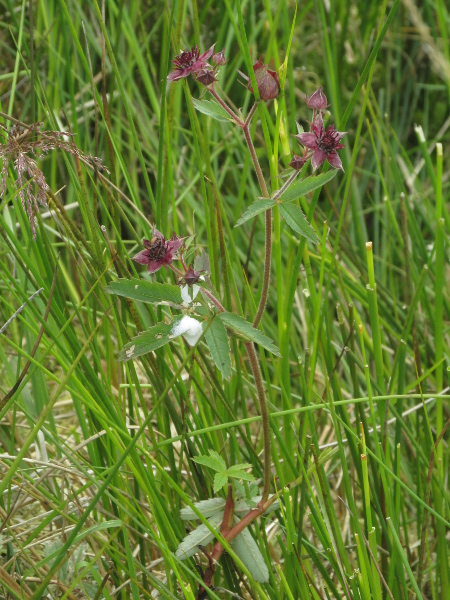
[279,203,319,244]
[180,498,226,521]
[192,97,234,122]
[226,462,253,475]
[194,251,210,274]
[235,199,277,228]
[205,317,231,379]
[219,313,281,357]
[278,169,338,204]
[119,322,174,362]
[106,278,183,307]
[192,451,226,473]
[231,523,269,582]
[226,466,256,482]
[175,511,224,560]
[214,472,228,493]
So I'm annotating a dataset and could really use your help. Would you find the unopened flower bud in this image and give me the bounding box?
[305,86,328,111]
[212,49,226,66]
[195,69,217,86]
[182,267,202,286]
[238,59,280,101]
[289,153,307,171]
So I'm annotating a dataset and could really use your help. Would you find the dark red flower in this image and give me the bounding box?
[181,267,202,286]
[167,45,215,82]
[132,228,185,274]
[305,87,328,111]
[238,59,280,101]
[289,153,307,171]
[212,49,226,66]
[294,114,346,171]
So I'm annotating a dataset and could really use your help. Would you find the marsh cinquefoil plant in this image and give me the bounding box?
[107,45,344,597]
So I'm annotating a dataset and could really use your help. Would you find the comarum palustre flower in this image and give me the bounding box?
[238,59,280,101]
[294,113,346,172]
[167,45,215,82]
[132,228,185,274]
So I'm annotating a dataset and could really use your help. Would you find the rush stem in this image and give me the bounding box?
[245,341,272,503]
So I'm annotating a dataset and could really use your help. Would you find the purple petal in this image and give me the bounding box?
[167,235,185,253]
[326,151,344,170]
[311,149,327,172]
[132,249,151,265]
[167,69,187,81]
[312,113,324,132]
[152,227,165,241]
[161,252,175,265]
[147,261,163,274]
[334,131,347,143]
[199,44,216,61]
[295,132,318,150]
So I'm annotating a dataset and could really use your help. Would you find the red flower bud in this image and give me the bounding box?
[195,69,217,86]
[305,87,328,111]
[181,267,202,286]
[212,49,226,66]
[238,59,280,101]
[289,153,307,171]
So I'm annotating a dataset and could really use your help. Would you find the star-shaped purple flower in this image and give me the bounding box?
[167,45,215,82]
[294,114,346,172]
[132,228,185,274]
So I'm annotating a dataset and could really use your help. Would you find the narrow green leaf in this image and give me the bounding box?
[192,97,234,122]
[119,322,174,362]
[106,278,183,307]
[175,511,224,559]
[205,317,231,379]
[279,203,319,244]
[219,313,281,357]
[214,472,228,493]
[278,170,338,204]
[235,199,277,228]
[231,523,269,582]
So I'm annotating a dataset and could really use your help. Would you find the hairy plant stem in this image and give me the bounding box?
[206,91,275,328]
[209,86,244,126]
[172,263,272,503]
[272,169,299,201]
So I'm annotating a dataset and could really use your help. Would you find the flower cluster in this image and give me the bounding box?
[294,87,346,171]
[0,121,106,239]
[132,227,185,274]
[167,45,227,87]
[167,45,345,172]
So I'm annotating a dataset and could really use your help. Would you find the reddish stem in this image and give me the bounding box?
[209,86,244,126]
[198,493,278,598]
